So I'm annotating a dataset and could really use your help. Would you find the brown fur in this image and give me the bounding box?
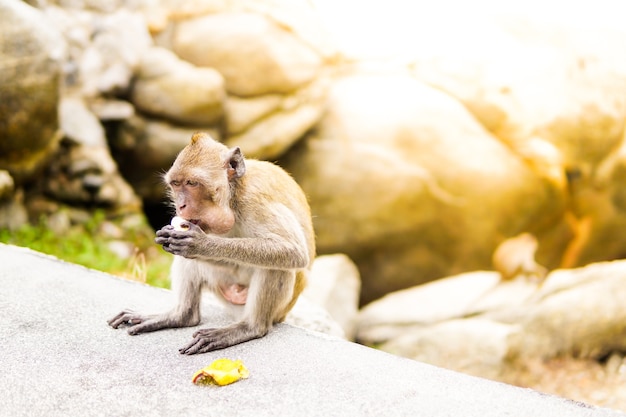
[108,132,315,354]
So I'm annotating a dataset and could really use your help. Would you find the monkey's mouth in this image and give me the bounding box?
[188,219,210,233]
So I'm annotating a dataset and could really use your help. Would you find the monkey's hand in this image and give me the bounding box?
[155,224,207,259]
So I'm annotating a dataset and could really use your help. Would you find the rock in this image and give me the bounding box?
[43,6,152,96]
[401,3,626,272]
[225,94,284,135]
[44,97,137,210]
[555,134,626,267]
[131,47,225,126]
[106,240,135,260]
[225,77,330,159]
[492,233,547,281]
[286,296,346,339]
[75,9,153,96]
[42,143,140,211]
[382,318,518,381]
[0,191,29,232]
[508,261,626,361]
[304,254,361,339]
[282,72,566,303]
[355,260,626,381]
[59,96,107,147]
[146,0,336,55]
[0,171,15,201]
[0,171,28,231]
[42,94,141,211]
[356,271,534,343]
[407,5,626,174]
[0,0,65,182]
[89,98,135,121]
[170,12,322,96]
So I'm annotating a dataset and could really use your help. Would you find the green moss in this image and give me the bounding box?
[0,211,172,289]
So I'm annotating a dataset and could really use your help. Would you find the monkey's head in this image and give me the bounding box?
[164,132,246,235]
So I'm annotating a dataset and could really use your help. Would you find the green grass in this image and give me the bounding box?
[0,211,172,288]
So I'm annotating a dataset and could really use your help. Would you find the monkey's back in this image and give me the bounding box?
[237,159,316,265]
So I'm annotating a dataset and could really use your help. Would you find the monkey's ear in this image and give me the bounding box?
[225,147,246,180]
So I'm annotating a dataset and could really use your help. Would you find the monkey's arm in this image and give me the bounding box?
[156,224,309,270]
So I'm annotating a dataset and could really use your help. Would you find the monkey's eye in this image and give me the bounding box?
[186,180,199,187]
[170,180,181,187]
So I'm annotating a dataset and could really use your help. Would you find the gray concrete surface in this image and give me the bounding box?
[1,243,624,417]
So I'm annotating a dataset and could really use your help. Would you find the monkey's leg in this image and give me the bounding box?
[108,264,203,335]
[179,269,295,354]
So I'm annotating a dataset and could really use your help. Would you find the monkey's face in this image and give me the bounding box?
[164,133,245,235]
[165,167,235,235]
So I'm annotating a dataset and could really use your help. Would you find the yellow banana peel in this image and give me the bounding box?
[192,358,249,386]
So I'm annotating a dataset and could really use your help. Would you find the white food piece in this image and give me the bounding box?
[171,216,190,231]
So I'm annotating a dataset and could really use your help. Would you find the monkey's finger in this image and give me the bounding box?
[155,228,174,240]
[156,225,175,233]
[107,310,132,328]
[179,337,210,355]
[154,235,170,246]
[157,226,193,236]
[164,242,198,258]
[156,226,188,241]
[195,343,222,355]
[108,311,144,329]
[179,341,199,355]
[160,244,179,255]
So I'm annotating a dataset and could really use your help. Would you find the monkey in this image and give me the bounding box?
[492,232,547,282]
[108,132,315,354]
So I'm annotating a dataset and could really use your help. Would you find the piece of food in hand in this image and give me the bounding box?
[192,358,250,386]
[170,216,190,231]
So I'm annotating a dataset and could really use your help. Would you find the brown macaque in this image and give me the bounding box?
[492,233,547,282]
[108,132,315,354]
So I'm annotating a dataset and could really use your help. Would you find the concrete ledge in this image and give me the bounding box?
[1,243,624,417]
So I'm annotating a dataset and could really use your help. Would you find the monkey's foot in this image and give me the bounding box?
[179,323,265,355]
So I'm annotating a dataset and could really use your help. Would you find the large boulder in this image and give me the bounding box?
[405,2,626,173]
[224,77,330,159]
[355,260,626,381]
[296,1,626,303]
[303,254,361,339]
[144,0,334,159]
[403,1,626,272]
[42,96,140,211]
[131,47,225,126]
[0,170,28,231]
[168,11,322,97]
[0,1,66,182]
[282,72,566,303]
[47,7,153,97]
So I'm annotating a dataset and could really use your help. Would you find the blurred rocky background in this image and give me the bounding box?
[2,0,626,411]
